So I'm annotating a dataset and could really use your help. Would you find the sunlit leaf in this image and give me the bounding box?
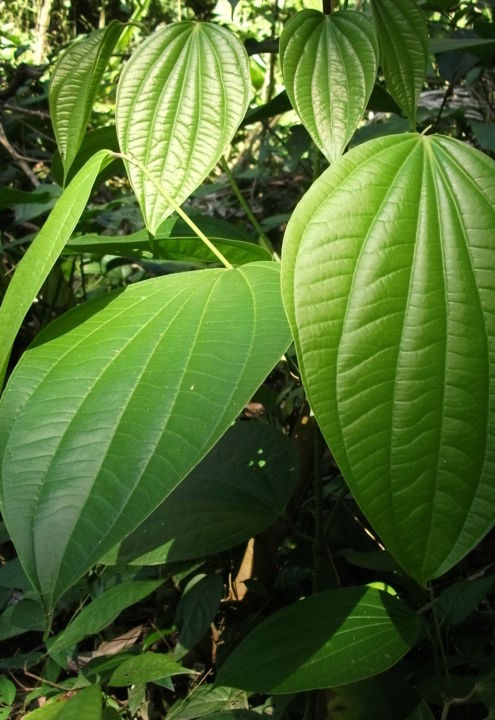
[280,9,378,163]
[281,133,495,585]
[116,22,250,234]
[49,22,124,179]
[371,0,428,126]
[216,586,420,692]
[0,263,290,617]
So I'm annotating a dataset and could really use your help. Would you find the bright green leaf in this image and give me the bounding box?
[280,9,378,163]
[102,422,298,565]
[49,22,124,179]
[116,22,250,234]
[48,579,164,653]
[0,262,290,616]
[216,586,420,692]
[0,150,113,386]
[0,676,16,705]
[108,653,192,687]
[371,0,428,126]
[281,133,495,585]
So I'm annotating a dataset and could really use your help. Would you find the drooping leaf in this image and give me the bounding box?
[116,22,250,234]
[48,579,164,653]
[281,133,495,585]
[49,22,124,179]
[0,262,290,617]
[102,421,298,566]
[216,586,420,692]
[108,653,192,687]
[0,150,113,385]
[371,0,428,126]
[280,9,378,163]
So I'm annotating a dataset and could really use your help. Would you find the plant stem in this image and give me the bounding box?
[113,151,234,270]
[220,157,279,260]
[322,0,333,14]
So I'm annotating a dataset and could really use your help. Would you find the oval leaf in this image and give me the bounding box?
[216,586,420,692]
[280,9,378,163]
[371,0,428,127]
[116,22,250,234]
[0,262,290,616]
[49,22,124,179]
[108,653,191,687]
[281,133,495,585]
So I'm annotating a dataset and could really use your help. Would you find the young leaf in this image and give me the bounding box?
[0,262,290,616]
[280,9,378,163]
[108,653,192,687]
[216,586,420,692]
[371,0,428,127]
[103,422,298,565]
[116,22,250,234]
[0,150,114,386]
[281,133,495,585]
[48,579,164,653]
[49,22,124,180]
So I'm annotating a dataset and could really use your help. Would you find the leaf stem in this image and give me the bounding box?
[113,151,234,270]
[220,157,279,261]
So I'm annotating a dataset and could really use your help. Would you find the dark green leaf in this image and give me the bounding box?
[436,574,495,625]
[175,574,223,654]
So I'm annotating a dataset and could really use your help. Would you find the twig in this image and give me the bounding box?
[1,103,51,119]
[0,122,40,187]
[22,666,68,691]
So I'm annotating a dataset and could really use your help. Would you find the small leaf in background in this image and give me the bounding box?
[0,262,290,616]
[216,586,420,692]
[103,422,298,565]
[51,126,123,186]
[48,579,163,653]
[280,10,378,163]
[0,150,113,385]
[371,0,428,127]
[167,684,249,719]
[0,675,16,706]
[174,574,223,656]
[49,21,124,180]
[108,653,193,687]
[281,133,495,585]
[0,599,45,641]
[470,121,495,155]
[436,574,495,626]
[116,22,250,234]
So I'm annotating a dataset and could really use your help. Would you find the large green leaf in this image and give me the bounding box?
[0,150,113,386]
[116,22,250,234]
[216,586,420,692]
[371,0,428,127]
[49,22,124,180]
[280,10,378,163]
[281,133,495,585]
[102,421,298,565]
[0,262,290,617]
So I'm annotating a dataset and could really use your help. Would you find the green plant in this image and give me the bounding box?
[1,1,495,718]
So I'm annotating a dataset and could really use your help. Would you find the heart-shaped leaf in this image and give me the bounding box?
[282,133,495,585]
[0,262,290,617]
[49,21,124,180]
[216,586,420,692]
[116,22,250,234]
[280,9,378,163]
[371,0,428,127]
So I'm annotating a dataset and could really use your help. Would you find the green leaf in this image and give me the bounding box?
[175,574,223,654]
[116,22,250,234]
[108,653,192,687]
[281,133,495,585]
[51,126,123,186]
[54,685,102,720]
[0,676,16,705]
[0,150,113,386]
[430,37,495,54]
[0,600,44,641]
[216,586,420,692]
[102,421,298,565]
[0,262,290,616]
[436,574,495,626]
[48,579,164,653]
[280,9,378,163]
[49,22,124,179]
[167,686,249,720]
[371,0,428,126]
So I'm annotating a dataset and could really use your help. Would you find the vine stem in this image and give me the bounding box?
[220,157,279,261]
[112,151,234,270]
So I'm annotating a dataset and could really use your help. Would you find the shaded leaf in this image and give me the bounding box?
[371,0,428,126]
[175,574,223,654]
[116,22,250,234]
[108,653,192,687]
[216,586,420,692]
[50,22,124,179]
[281,133,495,585]
[436,574,495,626]
[167,686,249,720]
[0,262,290,616]
[280,9,378,163]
